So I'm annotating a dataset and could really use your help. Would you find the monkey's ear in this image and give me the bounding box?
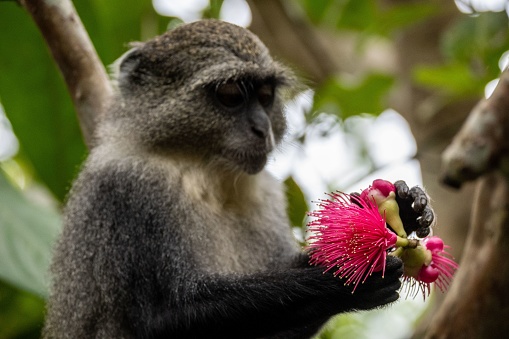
[110,46,143,90]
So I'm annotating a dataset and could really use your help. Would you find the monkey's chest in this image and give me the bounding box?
[185,205,298,274]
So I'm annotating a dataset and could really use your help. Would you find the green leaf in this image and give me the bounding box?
[298,0,438,36]
[284,176,309,229]
[313,73,394,119]
[371,3,439,36]
[0,171,61,298]
[413,12,509,98]
[202,0,225,19]
[316,313,363,339]
[297,0,336,25]
[441,12,509,78]
[297,0,376,30]
[412,63,482,96]
[76,0,164,65]
[0,1,167,201]
[0,281,45,339]
[335,0,376,31]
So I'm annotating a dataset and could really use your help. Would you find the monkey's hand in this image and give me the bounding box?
[394,180,434,238]
[343,255,403,310]
[300,254,403,312]
[304,256,403,312]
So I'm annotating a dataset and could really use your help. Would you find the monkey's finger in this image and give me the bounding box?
[394,180,409,199]
[419,206,434,228]
[409,186,427,213]
[416,226,431,238]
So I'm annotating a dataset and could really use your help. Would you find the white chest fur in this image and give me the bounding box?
[90,143,301,275]
[174,162,300,274]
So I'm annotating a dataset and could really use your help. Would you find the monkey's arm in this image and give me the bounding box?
[147,255,402,339]
[79,167,401,339]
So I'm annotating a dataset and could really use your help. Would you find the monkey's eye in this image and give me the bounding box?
[257,84,274,107]
[215,82,245,108]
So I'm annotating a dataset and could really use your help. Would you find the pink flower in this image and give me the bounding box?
[402,236,458,298]
[421,236,458,292]
[360,179,396,203]
[360,179,407,238]
[306,180,459,298]
[307,192,398,292]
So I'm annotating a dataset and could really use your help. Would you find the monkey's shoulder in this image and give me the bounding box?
[63,150,298,273]
[68,148,287,226]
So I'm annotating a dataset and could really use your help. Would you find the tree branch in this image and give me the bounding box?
[428,41,509,339]
[247,0,340,84]
[441,68,509,188]
[424,171,509,337]
[19,0,113,148]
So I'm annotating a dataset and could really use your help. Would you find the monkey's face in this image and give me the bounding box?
[111,20,295,174]
[208,77,286,174]
[118,75,287,174]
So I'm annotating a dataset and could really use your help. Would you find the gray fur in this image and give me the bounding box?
[44,20,403,339]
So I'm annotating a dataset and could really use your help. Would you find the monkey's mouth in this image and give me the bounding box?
[243,152,268,174]
[222,148,268,174]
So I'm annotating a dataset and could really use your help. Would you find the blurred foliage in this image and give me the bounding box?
[0,281,44,339]
[202,0,224,19]
[0,0,169,336]
[414,11,509,98]
[0,0,508,338]
[298,0,509,122]
[284,176,309,229]
[296,0,440,124]
[317,313,364,339]
[298,0,439,36]
[0,4,85,202]
[313,73,394,119]
[0,170,60,298]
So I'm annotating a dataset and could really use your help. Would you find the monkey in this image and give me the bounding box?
[43,20,433,339]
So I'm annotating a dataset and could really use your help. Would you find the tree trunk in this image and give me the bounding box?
[424,171,509,337]
[428,48,509,339]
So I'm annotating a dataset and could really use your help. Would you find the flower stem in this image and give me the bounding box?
[395,237,419,249]
[406,239,419,249]
[390,239,420,258]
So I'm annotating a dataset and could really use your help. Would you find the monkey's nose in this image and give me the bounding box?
[251,125,268,139]
[248,107,270,139]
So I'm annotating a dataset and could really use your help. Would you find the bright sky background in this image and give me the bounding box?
[0,104,19,161]
[455,0,508,14]
[266,93,422,200]
[153,0,252,27]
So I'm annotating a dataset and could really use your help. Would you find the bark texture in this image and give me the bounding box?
[19,0,113,148]
[428,55,509,339]
[424,171,509,338]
